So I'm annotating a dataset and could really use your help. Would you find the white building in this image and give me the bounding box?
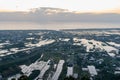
[87,65,98,76]
[51,60,65,80]
[35,60,50,80]
[114,71,120,74]
[66,67,73,77]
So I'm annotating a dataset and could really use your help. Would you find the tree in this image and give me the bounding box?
[81,75,90,80]
[11,78,16,80]
[64,76,76,80]
[18,75,29,80]
[114,74,120,80]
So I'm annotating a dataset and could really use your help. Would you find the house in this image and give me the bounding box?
[87,65,98,77]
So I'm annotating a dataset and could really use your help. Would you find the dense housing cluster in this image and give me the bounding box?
[0,29,120,80]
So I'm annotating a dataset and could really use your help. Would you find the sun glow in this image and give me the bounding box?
[0,0,120,13]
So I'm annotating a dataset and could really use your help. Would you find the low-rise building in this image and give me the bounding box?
[73,73,78,79]
[66,67,73,77]
[87,65,98,77]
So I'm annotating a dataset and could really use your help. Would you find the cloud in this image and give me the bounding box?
[0,7,120,23]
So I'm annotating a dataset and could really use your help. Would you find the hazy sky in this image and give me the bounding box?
[0,0,120,30]
[0,22,120,30]
[0,0,120,13]
[0,7,120,23]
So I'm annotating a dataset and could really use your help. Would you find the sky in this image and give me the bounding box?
[0,0,120,30]
[0,0,120,13]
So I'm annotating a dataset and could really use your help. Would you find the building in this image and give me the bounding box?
[66,67,73,77]
[0,75,2,80]
[51,60,65,80]
[87,65,98,77]
[73,73,78,79]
